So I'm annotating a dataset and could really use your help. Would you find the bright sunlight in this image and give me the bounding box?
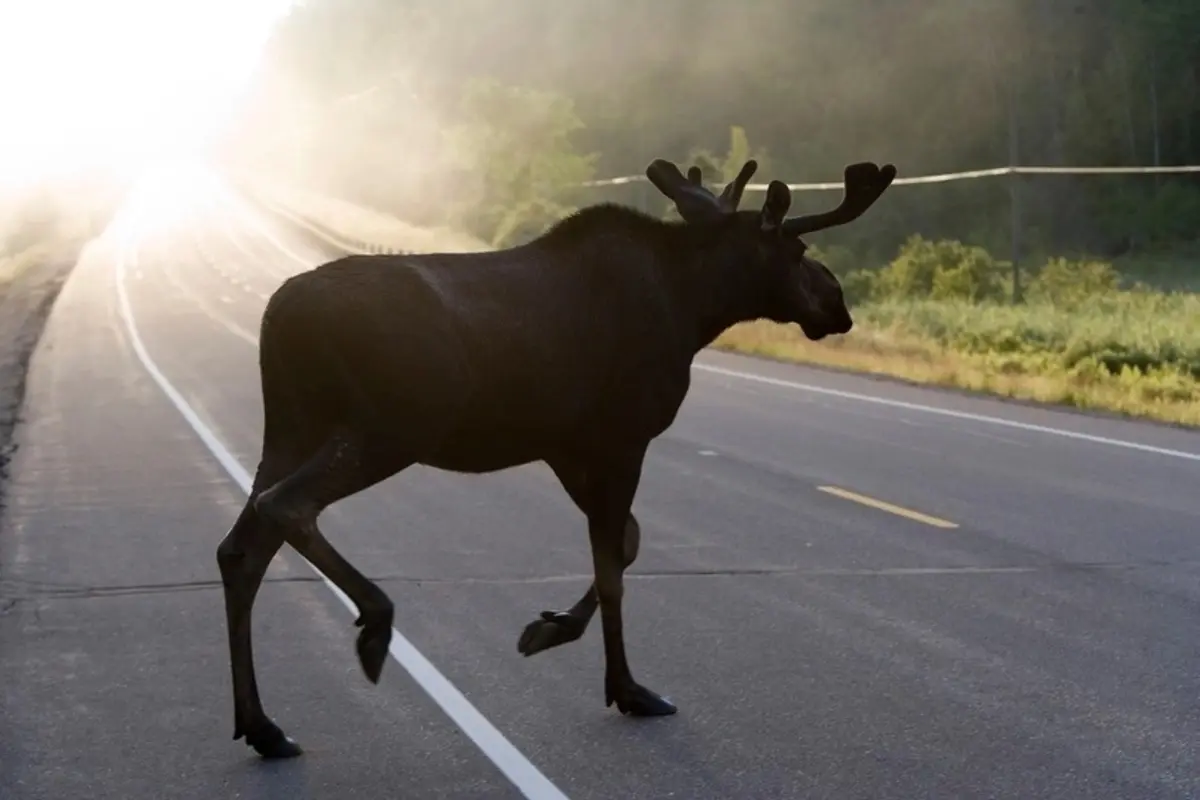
[0,0,294,188]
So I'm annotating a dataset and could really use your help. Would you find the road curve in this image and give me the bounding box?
[3,171,1200,800]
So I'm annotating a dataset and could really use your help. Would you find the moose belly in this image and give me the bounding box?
[420,419,569,473]
[420,373,691,474]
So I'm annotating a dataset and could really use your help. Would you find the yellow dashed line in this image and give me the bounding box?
[817,485,959,529]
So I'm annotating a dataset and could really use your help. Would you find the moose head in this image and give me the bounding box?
[646,157,896,341]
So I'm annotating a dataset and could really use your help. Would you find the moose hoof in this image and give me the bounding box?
[607,681,678,717]
[243,721,303,760]
[517,610,586,656]
[355,616,392,684]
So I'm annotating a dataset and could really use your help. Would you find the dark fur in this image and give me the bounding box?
[215,158,895,759]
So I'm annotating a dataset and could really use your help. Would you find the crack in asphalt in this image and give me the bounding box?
[2,557,1197,605]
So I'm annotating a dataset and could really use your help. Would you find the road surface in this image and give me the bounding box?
[3,169,1200,799]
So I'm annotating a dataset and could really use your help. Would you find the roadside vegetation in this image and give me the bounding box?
[0,176,124,286]
[716,239,1200,426]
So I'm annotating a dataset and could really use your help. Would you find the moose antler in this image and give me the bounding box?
[717,160,757,212]
[646,159,724,222]
[782,162,897,236]
[646,158,759,222]
[760,180,792,231]
[649,157,893,233]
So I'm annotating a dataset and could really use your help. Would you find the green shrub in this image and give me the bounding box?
[444,78,598,248]
[1025,256,1121,308]
[807,243,858,277]
[872,234,1005,302]
[839,269,877,306]
[854,292,1200,381]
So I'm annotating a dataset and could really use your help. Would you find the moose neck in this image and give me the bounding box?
[665,233,775,354]
[694,262,772,352]
[532,205,775,355]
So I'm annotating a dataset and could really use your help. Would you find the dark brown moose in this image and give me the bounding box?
[216,156,896,758]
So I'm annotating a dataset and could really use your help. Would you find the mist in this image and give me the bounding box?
[216,0,1200,255]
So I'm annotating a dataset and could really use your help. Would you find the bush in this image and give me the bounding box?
[872,235,1005,303]
[807,243,858,277]
[839,269,877,306]
[443,78,598,248]
[1025,256,1121,308]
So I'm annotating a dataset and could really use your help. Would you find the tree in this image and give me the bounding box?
[442,78,598,247]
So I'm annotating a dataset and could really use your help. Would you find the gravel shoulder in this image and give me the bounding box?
[0,247,86,515]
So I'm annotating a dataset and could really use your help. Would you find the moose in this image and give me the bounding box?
[216,156,896,758]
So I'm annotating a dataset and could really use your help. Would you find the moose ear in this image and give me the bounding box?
[760,180,792,231]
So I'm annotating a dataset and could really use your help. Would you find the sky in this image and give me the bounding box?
[0,0,295,187]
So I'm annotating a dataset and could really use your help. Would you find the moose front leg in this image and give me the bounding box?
[517,501,641,656]
[518,459,640,656]
[584,447,676,717]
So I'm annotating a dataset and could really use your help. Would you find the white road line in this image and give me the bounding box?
[692,362,1200,462]
[113,229,569,800]
[210,200,304,285]
[156,258,260,346]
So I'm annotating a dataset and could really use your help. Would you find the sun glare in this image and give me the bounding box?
[0,0,294,189]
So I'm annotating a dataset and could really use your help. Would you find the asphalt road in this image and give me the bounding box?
[3,170,1200,799]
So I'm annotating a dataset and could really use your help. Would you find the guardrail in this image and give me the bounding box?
[235,174,496,257]
[233,176,413,257]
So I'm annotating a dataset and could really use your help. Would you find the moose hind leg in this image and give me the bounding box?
[255,430,409,685]
[216,497,300,759]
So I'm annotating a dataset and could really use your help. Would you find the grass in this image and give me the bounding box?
[715,293,1200,427]
[0,246,47,285]
[0,177,125,292]
[0,241,79,288]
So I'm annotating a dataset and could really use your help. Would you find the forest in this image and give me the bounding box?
[210,0,1200,424]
